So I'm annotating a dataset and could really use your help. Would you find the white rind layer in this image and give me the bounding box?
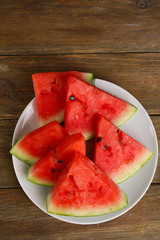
[113,104,137,127]
[10,139,38,165]
[111,148,154,184]
[27,166,55,187]
[39,109,64,126]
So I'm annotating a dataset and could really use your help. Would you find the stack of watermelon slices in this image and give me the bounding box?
[10,71,154,217]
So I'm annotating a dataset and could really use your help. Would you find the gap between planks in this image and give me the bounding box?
[1,52,160,57]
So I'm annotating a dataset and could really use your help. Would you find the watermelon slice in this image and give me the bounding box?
[64,76,137,140]
[10,121,68,165]
[47,152,127,217]
[32,71,94,126]
[27,133,85,187]
[94,115,154,184]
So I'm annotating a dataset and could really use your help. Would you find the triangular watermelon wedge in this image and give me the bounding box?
[94,115,154,184]
[10,121,68,165]
[47,152,127,217]
[32,71,94,126]
[27,133,85,187]
[64,76,137,140]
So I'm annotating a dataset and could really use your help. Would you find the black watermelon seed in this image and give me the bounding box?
[104,145,108,149]
[57,160,63,163]
[117,129,120,133]
[97,137,102,142]
[69,95,76,101]
[51,168,56,173]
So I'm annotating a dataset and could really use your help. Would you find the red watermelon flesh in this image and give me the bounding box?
[27,133,85,187]
[32,71,94,126]
[47,152,127,217]
[94,115,154,184]
[10,121,68,165]
[64,76,137,140]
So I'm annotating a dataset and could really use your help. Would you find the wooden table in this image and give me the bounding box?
[0,1,160,239]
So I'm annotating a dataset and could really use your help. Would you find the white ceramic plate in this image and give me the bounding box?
[11,79,158,225]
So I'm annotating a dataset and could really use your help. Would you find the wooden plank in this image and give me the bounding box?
[0,116,159,188]
[0,119,17,156]
[0,154,20,188]
[0,54,160,118]
[0,0,160,55]
[0,119,20,188]
[0,185,159,240]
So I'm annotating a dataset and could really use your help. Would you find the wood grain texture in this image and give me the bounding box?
[0,119,17,156]
[0,53,160,118]
[0,0,160,238]
[0,116,159,189]
[0,185,159,240]
[0,0,160,55]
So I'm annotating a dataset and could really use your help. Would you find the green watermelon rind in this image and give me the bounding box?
[39,109,64,127]
[114,104,138,127]
[82,72,95,85]
[10,139,38,166]
[111,149,154,184]
[46,190,128,217]
[27,166,55,187]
